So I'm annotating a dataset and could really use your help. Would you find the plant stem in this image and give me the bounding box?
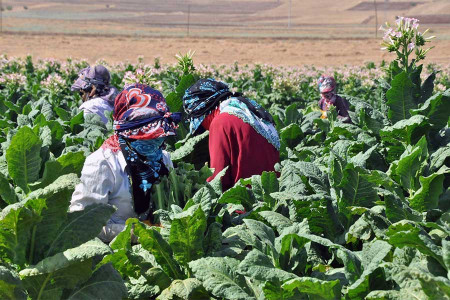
[28,225,37,264]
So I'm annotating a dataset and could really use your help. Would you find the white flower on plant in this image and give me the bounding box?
[408,43,415,50]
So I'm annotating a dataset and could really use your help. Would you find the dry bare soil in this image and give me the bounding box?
[1,0,449,66]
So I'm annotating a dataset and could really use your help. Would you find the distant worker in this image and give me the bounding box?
[69,84,180,242]
[318,75,351,123]
[183,79,280,191]
[71,65,118,124]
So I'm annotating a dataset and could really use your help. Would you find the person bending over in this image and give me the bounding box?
[71,65,118,124]
[69,84,180,242]
[183,79,280,191]
[318,75,351,123]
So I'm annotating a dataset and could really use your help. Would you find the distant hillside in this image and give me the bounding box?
[2,0,449,38]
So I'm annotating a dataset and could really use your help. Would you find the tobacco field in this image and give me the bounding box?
[0,20,449,299]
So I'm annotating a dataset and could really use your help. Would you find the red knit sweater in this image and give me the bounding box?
[203,111,280,191]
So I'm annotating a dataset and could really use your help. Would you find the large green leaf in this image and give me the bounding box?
[282,277,341,299]
[169,206,207,266]
[0,172,16,206]
[131,219,183,280]
[19,239,111,300]
[0,200,43,266]
[409,166,449,212]
[45,203,115,257]
[218,184,252,207]
[347,240,392,299]
[157,278,209,300]
[386,71,416,123]
[189,257,255,300]
[237,248,298,282]
[203,222,223,256]
[67,263,127,300]
[0,266,27,300]
[243,219,276,248]
[386,221,444,268]
[380,115,430,146]
[280,124,304,149]
[411,89,450,130]
[25,174,79,263]
[170,131,209,163]
[388,136,428,193]
[262,281,296,300]
[165,74,196,113]
[32,151,85,190]
[259,211,294,233]
[6,126,42,192]
[337,163,378,226]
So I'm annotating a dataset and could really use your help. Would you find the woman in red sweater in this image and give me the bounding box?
[183,79,280,191]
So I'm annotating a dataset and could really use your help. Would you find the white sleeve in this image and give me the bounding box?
[162,150,173,170]
[69,151,115,211]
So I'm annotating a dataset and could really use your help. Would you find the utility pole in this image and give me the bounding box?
[374,0,378,38]
[288,0,292,29]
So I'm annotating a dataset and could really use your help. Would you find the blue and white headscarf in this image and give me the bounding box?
[183,79,280,150]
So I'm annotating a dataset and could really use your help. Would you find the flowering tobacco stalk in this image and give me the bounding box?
[379,17,435,72]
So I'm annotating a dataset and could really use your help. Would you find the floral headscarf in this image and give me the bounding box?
[102,84,181,221]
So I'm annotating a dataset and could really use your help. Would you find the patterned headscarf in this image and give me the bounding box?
[183,79,232,134]
[183,78,275,135]
[318,75,337,94]
[114,83,181,139]
[71,65,118,103]
[103,84,180,221]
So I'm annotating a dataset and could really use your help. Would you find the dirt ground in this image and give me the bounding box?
[1,33,449,67]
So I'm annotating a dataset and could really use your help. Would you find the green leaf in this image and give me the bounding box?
[380,115,430,146]
[0,172,16,206]
[409,166,449,212]
[237,248,298,282]
[157,278,209,300]
[243,219,276,247]
[25,174,79,263]
[412,270,450,299]
[337,163,378,226]
[282,277,341,300]
[203,222,223,256]
[6,126,42,192]
[170,131,209,162]
[218,184,251,206]
[67,263,127,300]
[0,266,27,300]
[166,74,196,113]
[189,257,255,300]
[54,107,70,121]
[0,201,42,266]
[262,281,296,300]
[132,220,184,280]
[387,221,445,268]
[70,111,84,132]
[411,89,450,130]
[19,239,111,300]
[386,71,416,123]
[169,206,207,266]
[45,203,115,257]
[347,240,392,299]
[259,211,294,233]
[388,136,428,193]
[280,124,304,149]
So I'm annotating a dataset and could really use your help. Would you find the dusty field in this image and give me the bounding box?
[1,33,449,67]
[1,0,449,66]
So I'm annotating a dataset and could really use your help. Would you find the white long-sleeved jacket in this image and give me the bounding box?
[69,146,172,242]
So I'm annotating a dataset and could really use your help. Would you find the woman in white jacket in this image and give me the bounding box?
[69,84,181,242]
[71,65,119,124]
